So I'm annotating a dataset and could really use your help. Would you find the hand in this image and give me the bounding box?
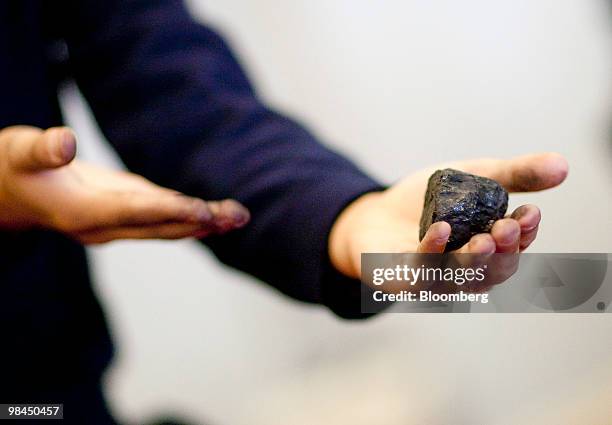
[0,126,250,244]
[329,153,568,278]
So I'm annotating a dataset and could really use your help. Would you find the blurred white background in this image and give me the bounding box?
[60,0,612,424]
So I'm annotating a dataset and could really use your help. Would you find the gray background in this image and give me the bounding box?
[60,0,612,424]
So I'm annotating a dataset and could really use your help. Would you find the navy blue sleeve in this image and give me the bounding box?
[60,0,384,317]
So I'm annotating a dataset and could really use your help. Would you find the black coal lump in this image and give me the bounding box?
[419,169,508,252]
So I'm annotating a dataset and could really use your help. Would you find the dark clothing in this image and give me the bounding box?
[0,0,380,420]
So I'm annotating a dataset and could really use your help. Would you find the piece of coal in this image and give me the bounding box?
[419,168,508,252]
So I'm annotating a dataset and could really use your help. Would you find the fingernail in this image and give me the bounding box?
[231,208,250,227]
[511,209,526,221]
[60,130,77,161]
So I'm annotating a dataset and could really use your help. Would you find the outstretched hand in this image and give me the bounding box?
[329,153,568,278]
[0,126,250,244]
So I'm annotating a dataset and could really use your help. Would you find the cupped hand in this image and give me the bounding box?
[0,126,250,244]
[329,153,568,278]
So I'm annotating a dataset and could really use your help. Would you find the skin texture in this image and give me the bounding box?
[329,153,569,279]
[0,126,250,244]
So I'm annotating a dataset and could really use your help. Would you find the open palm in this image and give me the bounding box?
[0,126,249,243]
[329,153,569,278]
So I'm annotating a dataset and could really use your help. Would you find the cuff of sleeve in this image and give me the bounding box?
[320,253,393,319]
[313,178,389,319]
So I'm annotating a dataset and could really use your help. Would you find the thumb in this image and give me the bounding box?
[417,221,451,253]
[457,153,569,193]
[8,126,77,172]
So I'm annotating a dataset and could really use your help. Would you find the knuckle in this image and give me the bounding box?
[1,126,42,151]
[207,201,222,215]
[1,125,41,138]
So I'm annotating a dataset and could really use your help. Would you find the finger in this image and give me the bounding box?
[417,221,451,253]
[518,225,539,251]
[455,233,496,254]
[453,233,518,290]
[490,218,521,253]
[461,153,568,192]
[93,194,250,229]
[510,204,541,230]
[510,204,541,251]
[86,192,216,228]
[8,126,77,172]
[207,199,251,231]
[76,222,212,244]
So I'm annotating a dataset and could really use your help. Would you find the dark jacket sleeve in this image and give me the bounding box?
[58,0,384,317]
